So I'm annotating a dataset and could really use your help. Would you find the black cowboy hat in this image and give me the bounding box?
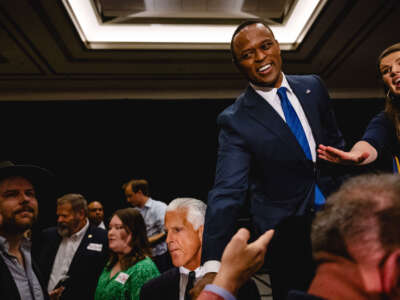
[0,160,53,187]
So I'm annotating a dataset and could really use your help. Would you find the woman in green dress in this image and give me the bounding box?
[95,207,160,300]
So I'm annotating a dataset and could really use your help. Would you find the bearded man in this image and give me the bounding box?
[0,160,52,300]
[38,193,108,300]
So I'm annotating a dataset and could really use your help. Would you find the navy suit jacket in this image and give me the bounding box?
[37,224,108,300]
[140,266,261,300]
[203,75,346,261]
[140,267,180,300]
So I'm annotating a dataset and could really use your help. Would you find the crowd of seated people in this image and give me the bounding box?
[0,160,263,300]
[2,158,400,300]
[0,159,263,300]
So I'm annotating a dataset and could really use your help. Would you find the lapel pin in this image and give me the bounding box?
[88,234,93,238]
[306,89,311,94]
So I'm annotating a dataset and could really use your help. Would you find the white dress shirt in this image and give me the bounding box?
[47,219,89,292]
[179,266,205,300]
[250,74,316,162]
[98,221,106,230]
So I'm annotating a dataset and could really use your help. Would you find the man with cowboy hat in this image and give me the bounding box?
[0,160,54,300]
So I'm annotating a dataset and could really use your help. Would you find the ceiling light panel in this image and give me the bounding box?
[63,0,327,50]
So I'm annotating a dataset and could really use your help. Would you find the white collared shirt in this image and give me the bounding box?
[47,219,89,292]
[179,266,205,300]
[250,74,317,162]
[98,221,106,230]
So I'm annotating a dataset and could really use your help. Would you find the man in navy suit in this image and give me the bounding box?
[202,19,346,300]
[37,193,108,300]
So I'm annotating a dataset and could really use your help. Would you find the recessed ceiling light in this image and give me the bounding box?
[62,0,327,50]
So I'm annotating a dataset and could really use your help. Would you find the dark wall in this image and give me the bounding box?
[0,97,387,229]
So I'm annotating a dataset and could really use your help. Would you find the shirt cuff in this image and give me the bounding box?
[204,284,236,300]
[203,260,221,274]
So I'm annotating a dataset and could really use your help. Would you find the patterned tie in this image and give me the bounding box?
[184,271,196,300]
[277,86,325,209]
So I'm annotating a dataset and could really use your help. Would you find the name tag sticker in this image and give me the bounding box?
[87,243,103,252]
[115,272,130,285]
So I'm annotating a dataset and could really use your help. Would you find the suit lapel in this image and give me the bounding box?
[45,233,62,282]
[173,268,180,299]
[243,86,307,161]
[288,76,322,145]
[67,225,91,275]
[0,256,20,299]
[32,259,50,300]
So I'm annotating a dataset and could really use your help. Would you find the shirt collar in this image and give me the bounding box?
[143,198,153,209]
[0,236,7,252]
[250,73,293,97]
[69,218,89,241]
[0,235,31,254]
[179,265,204,278]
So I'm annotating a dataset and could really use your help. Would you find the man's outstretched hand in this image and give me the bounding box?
[213,228,274,295]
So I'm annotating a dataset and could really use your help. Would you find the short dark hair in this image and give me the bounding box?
[230,19,274,65]
[312,174,400,260]
[122,179,149,196]
[107,207,151,270]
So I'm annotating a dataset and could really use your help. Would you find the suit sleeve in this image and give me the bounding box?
[197,285,236,300]
[312,75,345,150]
[311,75,350,189]
[361,111,393,156]
[202,112,251,262]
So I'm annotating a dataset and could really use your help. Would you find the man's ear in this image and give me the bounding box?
[198,225,204,243]
[382,249,400,295]
[77,208,86,220]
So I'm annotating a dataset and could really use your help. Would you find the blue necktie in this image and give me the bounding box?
[277,87,325,209]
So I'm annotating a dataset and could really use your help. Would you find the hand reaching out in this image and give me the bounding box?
[318,144,370,165]
[49,286,65,300]
[213,228,274,295]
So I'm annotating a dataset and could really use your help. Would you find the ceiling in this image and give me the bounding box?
[0,0,399,101]
[95,0,294,23]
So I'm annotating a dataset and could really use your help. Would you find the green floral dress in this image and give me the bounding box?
[94,256,160,300]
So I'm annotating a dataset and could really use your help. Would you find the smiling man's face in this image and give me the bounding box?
[233,23,283,88]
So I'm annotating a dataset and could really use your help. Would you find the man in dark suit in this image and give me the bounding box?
[38,193,108,300]
[140,198,260,300]
[0,160,52,300]
[202,19,346,300]
[140,198,207,300]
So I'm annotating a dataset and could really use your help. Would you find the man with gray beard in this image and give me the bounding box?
[37,193,108,300]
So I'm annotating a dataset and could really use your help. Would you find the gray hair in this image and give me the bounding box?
[57,193,88,216]
[166,198,206,230]
[312,173,400,260]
